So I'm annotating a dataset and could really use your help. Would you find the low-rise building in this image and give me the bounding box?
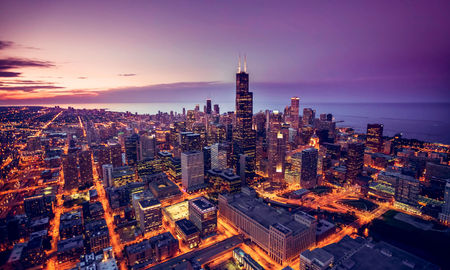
[219,187,316,264]
[175,218,200,249]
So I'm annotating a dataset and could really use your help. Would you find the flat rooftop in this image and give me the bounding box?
[175,218,199,236]
[223,192,309,234]
[163,201,189,222]
[190,196,216,213]
[139,198,161,209]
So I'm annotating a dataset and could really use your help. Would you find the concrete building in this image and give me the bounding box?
[219,188,316,264]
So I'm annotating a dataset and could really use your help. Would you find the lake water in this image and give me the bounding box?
[7,102,450,144]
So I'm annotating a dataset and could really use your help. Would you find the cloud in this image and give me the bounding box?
[0,58,54,70]
[0,57,55,77]
[78,76,87,79]
[118,73,136,77]
[0,40,14,50]
[0,71,21,77]
[1,79,51,85]
[0,85,64,93]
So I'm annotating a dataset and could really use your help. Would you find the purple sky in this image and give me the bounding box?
[0,0,449,104]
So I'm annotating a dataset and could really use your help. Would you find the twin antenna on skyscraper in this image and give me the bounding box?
[238,54,247,73]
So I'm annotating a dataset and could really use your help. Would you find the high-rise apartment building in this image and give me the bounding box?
[181,151,204,191]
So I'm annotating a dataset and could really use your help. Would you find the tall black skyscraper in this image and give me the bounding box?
[233,57,256,181]
[206,99,212,114]
[346,142,365,183]
[125,133,140,166]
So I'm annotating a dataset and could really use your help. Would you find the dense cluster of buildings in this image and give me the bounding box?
[0,62,448,269]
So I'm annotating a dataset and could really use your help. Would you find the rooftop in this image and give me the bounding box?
[175,218,199,236]
[222,192,310,234]
[139,198,161,209]
[190,196,216,213]
[163,201,189,222]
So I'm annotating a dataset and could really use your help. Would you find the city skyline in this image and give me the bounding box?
[1,0,450,104]
[0,1,449,270]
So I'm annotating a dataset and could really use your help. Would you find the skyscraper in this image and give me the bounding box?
[211,143,229,170]
[233,57,256,181]
[206,99,212,114]
[181,151,204,191]
[213,104,220,115]
[125,133,140,166]
[290,97,300,129]
[292,148,318,189]
[366,124,383,152]
[302,108,315,126]
[345,142,365,183]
